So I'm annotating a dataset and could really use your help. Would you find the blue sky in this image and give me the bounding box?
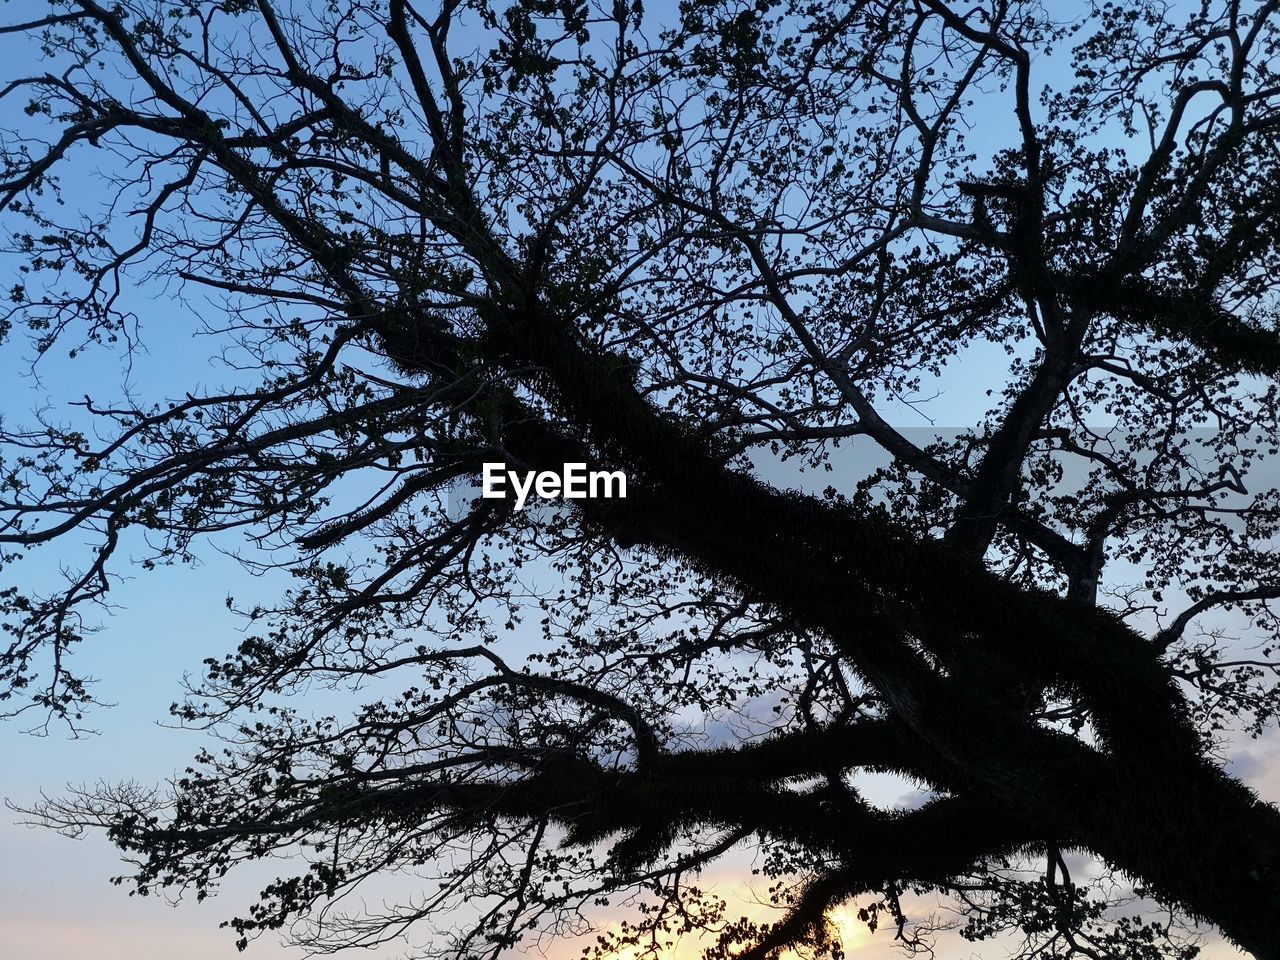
[0,2,1275,958]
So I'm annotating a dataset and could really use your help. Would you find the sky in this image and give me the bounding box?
[0,2,1276,960]
[5,334,1275,960]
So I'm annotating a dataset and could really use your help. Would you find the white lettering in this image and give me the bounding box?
[482,462,506,498]
[591,470,627,499]
[509,470,536,510]
[536,471,561,498]
[563,462,587,498]
[479,463,628,508]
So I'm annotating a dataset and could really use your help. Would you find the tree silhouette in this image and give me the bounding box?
[4,1,1280,958]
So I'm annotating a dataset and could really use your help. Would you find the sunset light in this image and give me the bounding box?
[7,2,1280,959]
[542,883,877,960]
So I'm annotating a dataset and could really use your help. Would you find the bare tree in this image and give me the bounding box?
[4,1,1280,958]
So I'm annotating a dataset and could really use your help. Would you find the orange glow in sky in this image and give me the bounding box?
[537,879,876,960]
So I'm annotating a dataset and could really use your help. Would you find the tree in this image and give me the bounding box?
[4,0,1280,957]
